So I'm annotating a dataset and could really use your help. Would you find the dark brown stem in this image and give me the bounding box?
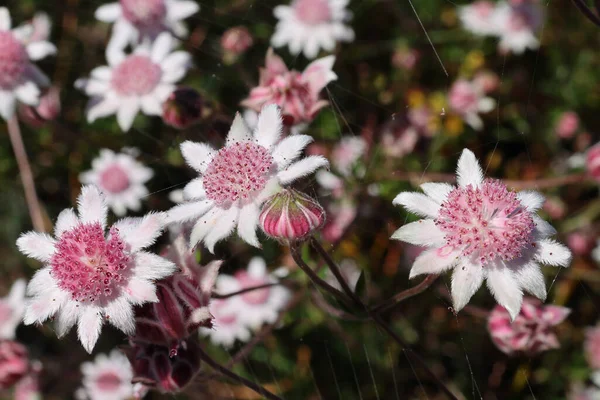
[6,116,45,232]
[212,282,283,299]
[371,274,439,315]
[197,346,283,400]
[572,0,600,26]
[310,291,367,321]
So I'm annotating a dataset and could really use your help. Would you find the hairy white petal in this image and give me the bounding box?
[420,182,454,204]
[486,266,523,321]
[517,191,545,212]
[180,141,215,173]
[254,104,282,150]
[54,208,79,238]
[126,277,159,305]
[534,239,572,267]
[277,156,329,185]
[393,192,440,218]
[456,149,483,188]
[451,261,484,313]
[114,212,166,252]
[16,232,56,262]
[204,207,239,253]
[409,247,460,279]
[391,219,446,247]
[77,185,108,228]
[133,251,177,281]
[166,200,213,224]
[104,297,135,334]
[515,262,547,301]
[225,113,252,146]
[77,307,103,353]
[237,202,260,248]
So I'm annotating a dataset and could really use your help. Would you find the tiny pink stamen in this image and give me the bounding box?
[293,0,332,25]
[203,142,274,206]
[111,55,162,96]
[435,179,535,265]
[99,164,130,194]
[120,0,166,29]
[0,32,28,90]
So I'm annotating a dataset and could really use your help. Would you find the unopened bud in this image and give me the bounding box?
[162,87,203,129]
[19,86,60,128]
[259,189,325,242]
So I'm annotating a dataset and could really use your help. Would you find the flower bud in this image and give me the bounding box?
[125,340,201,394]
[162,87,203,129]
[555,111,579,139]
[259,189,325,241]
[221,26,253,62]
[0,341,29,390]
[18,86,61,128]
[586,142,600,182]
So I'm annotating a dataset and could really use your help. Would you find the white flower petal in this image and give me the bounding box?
[133,251,177,281]
[456,149,483,188]
[0,8,10,30]
[393,192,440,218]
[419,182,454,204]
[189,207,221,248]
[204,207,239,253]
[272,135,313,169]
[166,200,213,223]
[125,277,159,305]
[105,297,135,334]
[140,95,163,116]
[517,191,545,212]
[532,215,557,239]
[16,232,56,262]
[77,185,108,228]
[183,178,206,201]
[94,3,121,22]
[409,246,460,279]
[26,41,56,60]
[151,32,174,63]
[180,141,215,173]
[14,81,40,105]
[0,91,16,120]
[167,0,200,20]
[86,96,120,122]
[237,202,260,248]
[116,98,140,131]
[225,113,252,146]
[534,239,572,267]
[77,307,103,353]
[161,51,192,73]
[486,266,523,321]
[254,104,282,150]
[24,289,67,325]
[515,262,547,301]
[113,212,166,252]
[55,301,79,338]
[451,261,484,313]
[54,209,79,238]
[277,155,329,185]
[391,219,446,247]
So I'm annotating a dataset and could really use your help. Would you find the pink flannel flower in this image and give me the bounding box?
[585,325,600,369]
[556,111,580,139]
[133,237,221,355]
[448,79,496,131]
[221,26,253,59]
[166,105,329,252]
[458,1,501,37]
[322,200,356,242]
[241,49,337,125]
[271,0,354,59]
[487,297,570,355]
[0,7,56,120]
[495,0,544,54]
[16,185,177,353]
[586,142,600,182]
[567,231,595,257]
[391,149,572,319]
[0,279,26,340]
[76,350,134,400]
[0,341,29,390]
[95,0,199,47]
[18,85,61,127]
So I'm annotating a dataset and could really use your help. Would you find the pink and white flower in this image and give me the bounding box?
[221,26,254,58]
[80,149,154,216]
[391,149,572,320]
[495,0,544,54]
[458,1,501,36]
[586,142,600,182]
[0,7,56,120]
[487,297,569,355]
[76,33,191,132]
[586,325,600,369]
[271,0,354,59]
[0,341,30,390]
[241,49,337,125]
[166,105,329,252]
[0,279,26,340]
[556,111,580,139]
[77,350,134,400]
[18,85,61,127]
[448,79,496,131]
[16,185,177,353]
[95,0,199,47]
[325,259,361,292]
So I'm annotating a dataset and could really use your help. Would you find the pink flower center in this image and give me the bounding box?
[99,164,131,194]
[203,142,274,206]
[212,300,238,326]
[0,32,28,91]
[51,223,130,302]
[435,179,535,265]
[96,371,122,392]
[111,55,162,96]
[120,0,166,29]
[235,271,270,305]
[294,0,332,25]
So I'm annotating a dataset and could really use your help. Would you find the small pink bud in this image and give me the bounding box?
[391,48,420,71]
[221,26,253,58]
[567,231,595,256]
[260,189,325,242]
[543,197,566,219]
[586,142,600,182]
[556,111,580,139]
[0,341,29,390]
[162,87,203,129]
[18,86,61,128]
[585,325,600,369]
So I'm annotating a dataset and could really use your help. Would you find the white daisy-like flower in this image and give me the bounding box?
[77,350,134,400]
[75,32,191,132]
[391,149,572,320]
[0,279,26,340]
[16,185,177,353]
[271,0,354,59]
[95,0,199,47]
[0,7,56,120]
[80,149,153,217]
[166,104,329,252]
[495,1,543,54]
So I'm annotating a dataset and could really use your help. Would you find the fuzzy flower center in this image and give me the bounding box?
[0,32,28,90]
[100,164,130,194]
[96,371,123,392]
[203,142,274,206]
[235,271,270,305]
[435,179,535,265]
[111,55,162,96]
[120,0,166,29]
[51,223,130,302]
[294,0,332,25]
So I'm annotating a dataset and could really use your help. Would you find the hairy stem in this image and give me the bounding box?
[212,282,283,299]
[371,274,439,314]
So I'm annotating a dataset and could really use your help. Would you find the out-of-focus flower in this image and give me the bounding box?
[408,105,439,137]
[0,341,29,390]
[495,0,543,54]
[95,0,199,47]
[593,240,600,264]
[487,297,569,355]
[271,0,354,59]
[77,350,134,400]
[568,384,600,400]
[567,231,595,257]
[325,259,361,292]
[322,200,356,242]
[458,1,501,36]
[556,111,580,139]
[80,149,153,217]
[0,7,56,120]
[380,120,419,158]
[166,105,328,252]
[133,237,221,354]
[391,149,572,319]
[543,197,566,220]
[586,142,600,182]
[76,33,191,132]
[331,136,366,177]
[22,13,51,44]
[162,86,203,129]
[260,188,326,242]
[16,185,176,353]
[18,86,60,127]
[14,361,42,400]
[241,49,337,125]
[473,70,500,93]
[586,325,600,369]
[201,294,252,348]
[125,340,200,393]
[391,47,420,71]
[221,26,253,60]
[448,79,495,130]
[0,279,25,340]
